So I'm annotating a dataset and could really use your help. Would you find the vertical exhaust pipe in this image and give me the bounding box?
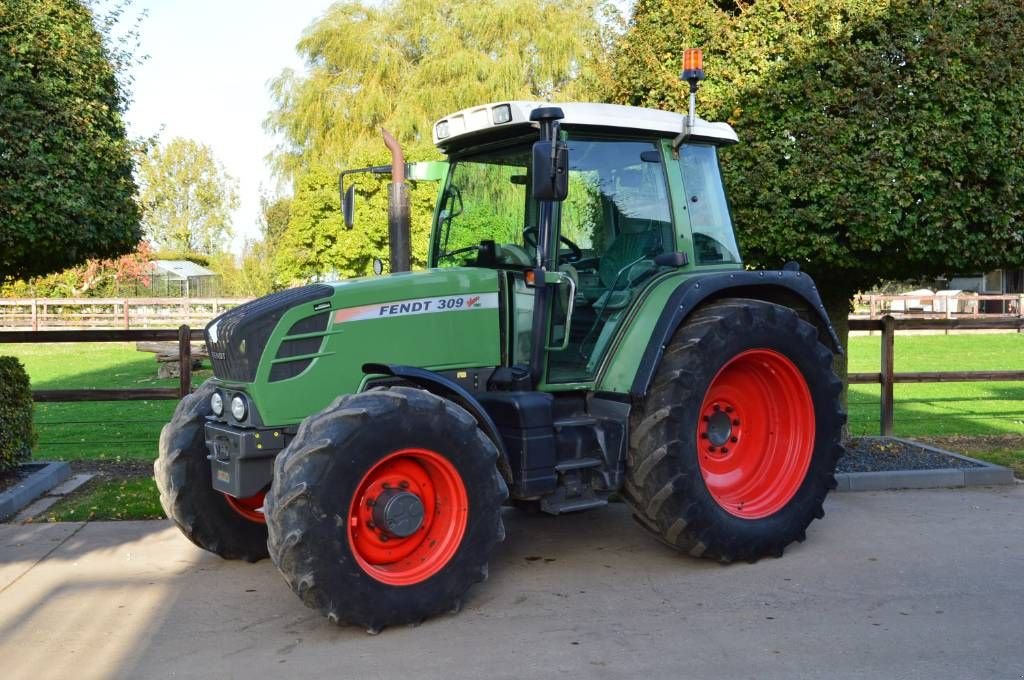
[381,128,411,273]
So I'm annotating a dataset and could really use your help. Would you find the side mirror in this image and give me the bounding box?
[531,141,569,202]
[343,185,356,229]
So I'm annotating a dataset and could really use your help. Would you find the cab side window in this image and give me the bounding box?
[679,145,740,265]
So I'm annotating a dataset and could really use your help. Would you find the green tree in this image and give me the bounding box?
[267,0,618,280]
[138,137,239,255]
[0,0,141,282]
[613,0,1024,382]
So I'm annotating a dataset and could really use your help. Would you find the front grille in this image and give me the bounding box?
[267,311,330,383]
[205,285,332,382]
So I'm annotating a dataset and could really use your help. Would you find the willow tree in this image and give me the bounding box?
[266,0,617,281]
[613,0,1024,382]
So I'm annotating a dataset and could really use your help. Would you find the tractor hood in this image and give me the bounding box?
[206,267,502,425]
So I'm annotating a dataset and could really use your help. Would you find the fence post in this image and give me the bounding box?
[880,315,895,437]
[123,298,130,330]
[31,299,38,331]
[178,324,192,398]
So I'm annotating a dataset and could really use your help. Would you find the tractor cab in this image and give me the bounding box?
[429,101,741,384]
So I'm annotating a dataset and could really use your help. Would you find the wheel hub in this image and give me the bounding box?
[701,402,740,453]
[372,489,425,537]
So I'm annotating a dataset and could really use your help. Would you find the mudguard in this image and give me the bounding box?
[629,270,842,400]
[361,363,510,470]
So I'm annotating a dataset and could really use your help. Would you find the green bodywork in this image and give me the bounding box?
[210,136,745,427]
[214,268,501,425]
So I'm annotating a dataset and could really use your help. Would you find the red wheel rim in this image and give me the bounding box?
[696,349,815,519]
[347,448,469,586]
[224,490,266,524]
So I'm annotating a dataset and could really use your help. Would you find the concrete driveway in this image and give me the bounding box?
[1,485,1022,680]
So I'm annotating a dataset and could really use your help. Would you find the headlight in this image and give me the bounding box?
[230,395,247,421]
[210,392,224,416]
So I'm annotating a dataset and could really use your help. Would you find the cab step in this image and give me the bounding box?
[539,496,608,515]
[553,456,604,472]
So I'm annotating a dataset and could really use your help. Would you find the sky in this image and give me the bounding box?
[123,0,335,250]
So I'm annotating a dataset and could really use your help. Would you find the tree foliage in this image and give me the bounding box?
[267,0,618,281]
[613,0,1024,314]
[273,162,438,282]
[0,0,141,282]
[137,137,239,255]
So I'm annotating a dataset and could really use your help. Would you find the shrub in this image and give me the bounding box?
[0,356,35,474]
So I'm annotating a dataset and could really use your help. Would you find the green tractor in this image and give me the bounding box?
[156,59,844,631]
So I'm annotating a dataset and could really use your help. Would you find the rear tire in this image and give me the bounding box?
[155,380,269,561]
[624,299,845,562]
[264,386,507,631]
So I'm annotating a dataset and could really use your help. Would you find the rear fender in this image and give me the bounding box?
[626,271,841,400]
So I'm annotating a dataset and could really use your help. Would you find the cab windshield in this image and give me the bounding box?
[433,144,537,268]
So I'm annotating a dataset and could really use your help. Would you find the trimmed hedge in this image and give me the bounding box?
[0,356,35,474]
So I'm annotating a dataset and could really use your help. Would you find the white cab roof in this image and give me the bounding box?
[432,101,738,148]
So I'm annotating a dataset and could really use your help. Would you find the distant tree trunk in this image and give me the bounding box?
[821,286,854,441]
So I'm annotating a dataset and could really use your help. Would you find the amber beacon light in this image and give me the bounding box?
[682,48,705,84]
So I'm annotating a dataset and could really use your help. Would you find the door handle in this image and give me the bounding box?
[545,271,576,352]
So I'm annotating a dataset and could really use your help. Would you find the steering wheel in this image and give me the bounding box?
[522,226,582,264]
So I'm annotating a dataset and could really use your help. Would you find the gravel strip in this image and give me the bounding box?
[838,437,981,473]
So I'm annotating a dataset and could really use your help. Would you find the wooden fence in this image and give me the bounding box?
[848,316,1024,436]
[1,318,1021,438]
[0,298,250,330]
[0,326,202,402]
[854,293,1023,319]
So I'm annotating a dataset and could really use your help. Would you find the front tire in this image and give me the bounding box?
[264,386,507,631]
[155,380,270,561]
[624,299,845,562]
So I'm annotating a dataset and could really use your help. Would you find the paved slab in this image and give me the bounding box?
[1,486,1022,680]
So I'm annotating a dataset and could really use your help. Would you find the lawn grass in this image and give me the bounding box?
[846,333,1024,437]
[0,342,211,461]
[43,477,164,522]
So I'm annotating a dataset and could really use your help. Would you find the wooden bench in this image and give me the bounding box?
[136,341,210,379]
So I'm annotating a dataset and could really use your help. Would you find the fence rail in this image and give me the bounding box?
[0,297,250,330]
[847,316,1024,436]
[0,326,202,401]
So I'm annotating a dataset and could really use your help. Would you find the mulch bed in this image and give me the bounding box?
[838,437,980,473]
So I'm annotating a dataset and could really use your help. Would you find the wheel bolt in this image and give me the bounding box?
[707,445,715,453]
[380,533,390,542]
[700,432,708,439]
[713,403,721,412]
[702,415,710,422]
[731,436,738,443]
[366,497,376,507]
[733,419,741,426]
[367,521,376,530]
[382,482,390,490]
[720,447,729,454]
[725,406,734,413]
[399,480,410,490]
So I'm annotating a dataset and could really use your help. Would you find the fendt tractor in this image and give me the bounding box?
[156,51,845,632]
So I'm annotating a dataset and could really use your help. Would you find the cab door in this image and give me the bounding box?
[544,136,675,385]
